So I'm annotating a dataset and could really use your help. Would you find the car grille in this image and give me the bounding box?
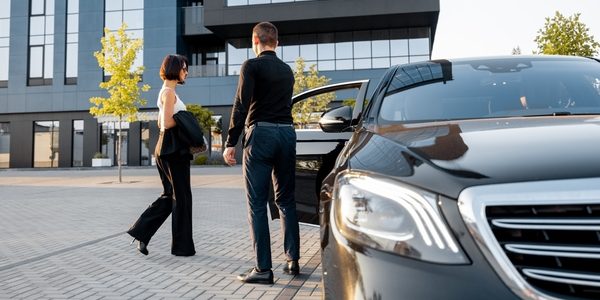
[486,204,600,299]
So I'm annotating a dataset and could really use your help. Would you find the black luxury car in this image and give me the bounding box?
[272,55,600,299]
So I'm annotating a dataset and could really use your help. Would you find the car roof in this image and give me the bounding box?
[445,54,593,63]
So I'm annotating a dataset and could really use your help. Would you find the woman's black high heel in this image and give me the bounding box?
[131,238,149,255]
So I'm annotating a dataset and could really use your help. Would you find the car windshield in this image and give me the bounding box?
[378,57,600,123]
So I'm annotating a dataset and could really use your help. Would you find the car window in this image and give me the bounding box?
[293,91,336,129]
[378,59,600,123]
[293,86,364,129]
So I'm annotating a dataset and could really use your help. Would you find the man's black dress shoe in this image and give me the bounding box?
[283,260,299,275]
[237,267,274,284]
[131,239,148,255]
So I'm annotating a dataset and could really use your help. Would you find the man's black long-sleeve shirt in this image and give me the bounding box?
[225,50,295,147]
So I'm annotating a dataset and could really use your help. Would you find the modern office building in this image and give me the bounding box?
[0,0,439,168]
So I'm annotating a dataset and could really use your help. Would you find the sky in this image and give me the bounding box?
[431,0,600,59]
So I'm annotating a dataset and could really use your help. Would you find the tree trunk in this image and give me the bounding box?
[117,118,122,183]
[207,130,212,158]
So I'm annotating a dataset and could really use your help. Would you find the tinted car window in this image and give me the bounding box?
[378,58,600,123]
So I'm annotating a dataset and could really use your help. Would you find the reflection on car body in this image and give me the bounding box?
[277,55,600,299]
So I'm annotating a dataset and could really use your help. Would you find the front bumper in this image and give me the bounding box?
[320,196,519,299]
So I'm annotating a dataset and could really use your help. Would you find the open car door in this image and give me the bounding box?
[268,80,370,224]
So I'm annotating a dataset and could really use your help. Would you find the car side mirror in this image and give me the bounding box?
[319,105,353,132]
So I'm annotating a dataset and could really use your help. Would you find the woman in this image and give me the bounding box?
[127,54,195,257]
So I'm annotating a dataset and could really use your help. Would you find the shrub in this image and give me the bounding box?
[193,155,208,165]
[207,155,226,165]
[93,152,109,159]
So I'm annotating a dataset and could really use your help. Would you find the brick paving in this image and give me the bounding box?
[0,167,322,299]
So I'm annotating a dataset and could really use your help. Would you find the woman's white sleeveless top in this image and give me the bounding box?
[157,86,186,114]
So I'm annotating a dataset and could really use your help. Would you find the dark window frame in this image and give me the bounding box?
[0,0,10,87]
[64,0,78,85]
[0,121,10,168]
[71,119,84,167]
[32,120,60,168]
[102,0,145,82]
[27,0,53,86]
[29,0,46,16]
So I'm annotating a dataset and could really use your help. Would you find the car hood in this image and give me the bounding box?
[350,116,600,198]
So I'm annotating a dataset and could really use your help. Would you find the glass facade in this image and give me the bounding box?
[210,115,223,154]
[104,0,144,72]
[72,120,83,167]
[188,45,227,77]
[28,0,54,86]
[65,0,78,84]
[227,0,313,6]
[33,121,59,168]
[140,121,150,166]
[226,28,431,75]
[100,121,129,166]
[185,1,203,6]
[0,122,9,168]
[0,0,10,87]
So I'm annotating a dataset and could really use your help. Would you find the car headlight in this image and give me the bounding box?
[332,171,469,264]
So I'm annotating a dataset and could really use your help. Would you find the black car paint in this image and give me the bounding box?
[346,117,600,199]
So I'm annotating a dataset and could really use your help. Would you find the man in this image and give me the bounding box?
[223,22,300,284]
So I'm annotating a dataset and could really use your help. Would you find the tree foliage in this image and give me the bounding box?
[90,23,150,122]
[511,46,522,55]
[342,98,357,107]
[89,23,149,182]
[292,57,334,128]
[186,104,215,134]
[534,11,600,57]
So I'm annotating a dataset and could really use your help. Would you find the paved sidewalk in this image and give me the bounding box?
[0,167,322,300]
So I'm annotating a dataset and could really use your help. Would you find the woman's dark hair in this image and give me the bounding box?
[159,54,188,81]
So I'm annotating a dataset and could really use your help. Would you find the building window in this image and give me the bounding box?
[99,123,113,162]
[227,0,313,6]
[65,0,78,84]
[104,0,144,73]
[72,120,83,167]
[225,28,431,75]
[0,122,9,168]
[210,116,223,155]
[100,121,129,166]
[140,121,150,166]
[227,44,252,75]
[34,121,59,168]
[187,45,226,77]
[28,0,54,86]
[185,0,203,5]
[0,0,10,88]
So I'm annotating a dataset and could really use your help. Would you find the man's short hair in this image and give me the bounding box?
[252,22,278,48]
[160,54,188,81]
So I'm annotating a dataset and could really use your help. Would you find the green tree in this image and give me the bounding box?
[292,57,334,128]
[511,46,522,55]
[534,11,600,56]
[90,23,150,182]
[186,104,215,135]
[342,98,356,107]
[186,103,215,154]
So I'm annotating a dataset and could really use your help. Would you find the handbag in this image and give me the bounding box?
[190,137,208,154]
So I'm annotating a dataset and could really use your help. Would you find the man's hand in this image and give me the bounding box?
[223,147,237,166]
